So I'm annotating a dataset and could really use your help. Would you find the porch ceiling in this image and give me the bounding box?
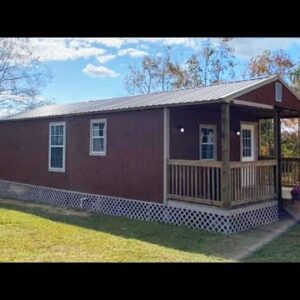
[230,103,274,119]
[230,102,300,119]
[279,108,300,118]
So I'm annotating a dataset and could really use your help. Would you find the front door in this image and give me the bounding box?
[241,124,256,186]
[241,124,255,162]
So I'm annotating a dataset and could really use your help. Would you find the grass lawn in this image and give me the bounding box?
[244,223,300,262]
[0,198,299,262]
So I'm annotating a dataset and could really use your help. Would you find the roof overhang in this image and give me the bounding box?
[230,99,274,110]
[2,75,299,123]
[224,75,300,102]
[0,98,225,123]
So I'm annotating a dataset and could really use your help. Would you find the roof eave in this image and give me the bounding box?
[223,75,300,102]
[223,75,279,101]
[0,98,226,123]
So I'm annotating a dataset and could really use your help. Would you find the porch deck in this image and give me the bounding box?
[168,158,300,208]
[168,159,277,208]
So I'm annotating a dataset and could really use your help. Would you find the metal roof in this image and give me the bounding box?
[0,76,280,122]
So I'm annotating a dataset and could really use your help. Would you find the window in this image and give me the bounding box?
[275,82,282,102]
[200,125,216,160]
[49,122,66,172]
[90,119,107,156]
[242,129,252,158]
[241,124,255,161]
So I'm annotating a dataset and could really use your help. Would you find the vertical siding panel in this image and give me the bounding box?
[191,166,193,198]
[175,165,178,195]
[195,166,198,198]
[0,109,165,203]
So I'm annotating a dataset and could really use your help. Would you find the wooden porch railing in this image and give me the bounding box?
[281,158,300,186]
[168,159,222,206]
[230,160,277,206]
[168,159,277,207]
[260,156,300,187]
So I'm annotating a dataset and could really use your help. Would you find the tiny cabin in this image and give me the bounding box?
[1,75,299,234]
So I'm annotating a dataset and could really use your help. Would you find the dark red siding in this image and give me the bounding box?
[238,80,300,111]
[170,104,222,160]
[0,109,164,203]
[169,104,260,162]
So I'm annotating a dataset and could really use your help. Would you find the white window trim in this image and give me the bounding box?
[89,119,107,156]
[199,124,217,161]
[240,123,256,162]
[48,121,66,173]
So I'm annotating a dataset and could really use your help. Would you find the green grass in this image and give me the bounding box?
[0,199,234,262]
[244,223,300,262]
[1,198,299,262]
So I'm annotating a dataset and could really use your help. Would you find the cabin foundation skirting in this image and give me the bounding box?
[0,180,279,234]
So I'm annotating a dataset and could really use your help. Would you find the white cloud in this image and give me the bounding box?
[30,38,106,62]
[118,48,148,57]
[231,38,300,60]
[139,44,149,50]
[27,38,145,62]
[82,64,119,78]
[96,54,116,64]
[26,37,300,64]
[137,38,300,56]
[78,38,126,48]
[136,38,208,48]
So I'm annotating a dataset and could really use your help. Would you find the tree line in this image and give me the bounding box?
[124,38,300,95]
[124,38,300,158]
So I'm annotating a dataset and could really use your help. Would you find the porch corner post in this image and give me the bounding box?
[221,102,231,208]
[163,107,170,205]
[274,107,283,211]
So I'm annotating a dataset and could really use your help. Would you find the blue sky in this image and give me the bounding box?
[31,38,300,104]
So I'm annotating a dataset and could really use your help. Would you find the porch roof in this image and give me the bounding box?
[1,75,298,122]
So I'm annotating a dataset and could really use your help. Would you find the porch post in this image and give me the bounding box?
[163,107,170,205]
[274,107,283,211]
[221,102,231,208]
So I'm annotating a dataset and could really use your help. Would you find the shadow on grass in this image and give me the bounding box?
[0,199,261,261]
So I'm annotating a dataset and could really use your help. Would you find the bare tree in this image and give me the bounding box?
[124,48,180,95]
[174,39,236,88]
[157,47,174,92]
[124,38,239,94]
[124,56,160,95]
[0,38,52,116]
[185,54,202,87]
[210,38,236,84]
[168,62,188,89]
[200,40,215,85]
[124,64,146,95]
[290,64,300,93]
[248,49,294,80]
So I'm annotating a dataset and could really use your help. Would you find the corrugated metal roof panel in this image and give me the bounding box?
[0,76,277,121]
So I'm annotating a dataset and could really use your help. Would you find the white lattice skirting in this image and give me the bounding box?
[0,180,279,234]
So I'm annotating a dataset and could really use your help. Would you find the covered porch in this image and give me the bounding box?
[165,100,300,209]
[168,159,276,207]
